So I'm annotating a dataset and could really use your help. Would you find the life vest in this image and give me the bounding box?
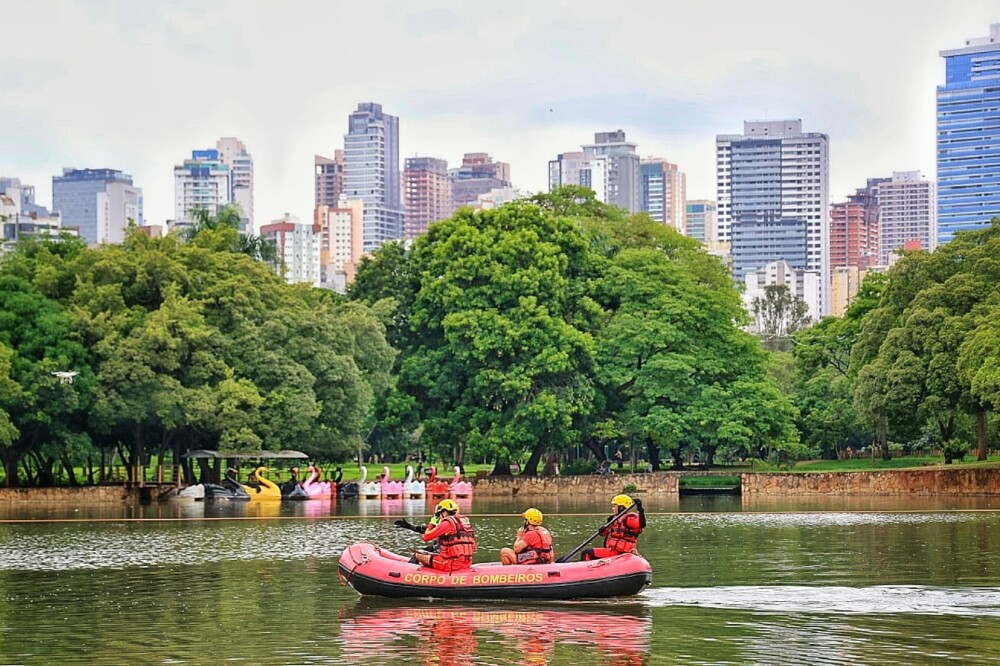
[438,514,477,559]
[604,513,641,553]
[518,525,554,564]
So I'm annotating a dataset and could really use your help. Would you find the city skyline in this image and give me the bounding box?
[0,2,997,227]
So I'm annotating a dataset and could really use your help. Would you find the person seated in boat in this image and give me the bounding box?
[280,467,301,495]
[581,494,645,561]
[500,508,554,565]
[394,499,477,572]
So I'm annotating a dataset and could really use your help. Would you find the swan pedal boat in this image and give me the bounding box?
[338,542,652,600]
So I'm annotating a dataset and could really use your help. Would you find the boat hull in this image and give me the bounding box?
[338,542,651,600]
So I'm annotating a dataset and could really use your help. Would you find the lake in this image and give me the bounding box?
[1,493,999,664]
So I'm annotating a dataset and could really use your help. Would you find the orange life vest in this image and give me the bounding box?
[438,514,477,559]
[603,513,641,553]
[518,525,554,564]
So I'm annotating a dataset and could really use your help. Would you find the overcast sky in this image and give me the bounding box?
[1,1,997,228]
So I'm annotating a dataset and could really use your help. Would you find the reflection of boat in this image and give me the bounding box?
[380,466,403,499]
[426,466,449,499]
[336,600,651,664]
[359,466,380,500]
[338,542,651,600]
[449,466,473,498]
[241,467,282,501]
[403,465,425,499]
[204,467,251,501]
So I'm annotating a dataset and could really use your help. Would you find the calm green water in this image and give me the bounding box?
[2,494,1000,665]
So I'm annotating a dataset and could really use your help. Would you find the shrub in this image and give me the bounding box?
[942,439,969,465]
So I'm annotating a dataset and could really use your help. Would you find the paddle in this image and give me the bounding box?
[556,503,638,563]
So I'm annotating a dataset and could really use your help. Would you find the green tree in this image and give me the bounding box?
[751,284,811,352]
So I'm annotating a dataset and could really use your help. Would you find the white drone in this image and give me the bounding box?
[51,371,79,385]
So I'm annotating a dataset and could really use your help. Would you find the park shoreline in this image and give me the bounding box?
[2,467,999,502]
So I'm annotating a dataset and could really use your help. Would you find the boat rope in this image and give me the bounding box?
[344,552,370,585]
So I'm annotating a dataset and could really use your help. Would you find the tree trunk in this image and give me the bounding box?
[62,456,78,486]
[3,451,17,488]
[584,438,606,461]
[977,409,988,461]
[670,447,684,471]
[644,436,661,471]
[489,461,513,476]
[541,450,558,476]
[521,443,544,477]
[877,412,889,461]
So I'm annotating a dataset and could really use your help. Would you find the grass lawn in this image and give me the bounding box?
[679,475,740,489]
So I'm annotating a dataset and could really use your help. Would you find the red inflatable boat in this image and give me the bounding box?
[338,542,652,600]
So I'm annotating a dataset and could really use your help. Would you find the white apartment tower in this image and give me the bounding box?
[216,137,254,233]
[260,214,321,287]
[548,151,609,202]
[877,171,937,265]
[174,149,230,224]
[717,120,830,314]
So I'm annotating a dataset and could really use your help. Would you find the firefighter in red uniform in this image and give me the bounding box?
[500,508,555,565]
[396,499,477,572]
[581,494,645,560]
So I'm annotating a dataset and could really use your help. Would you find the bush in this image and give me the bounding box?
[622,483,639,494]
[561,459,595,476]
[942,439,969,465]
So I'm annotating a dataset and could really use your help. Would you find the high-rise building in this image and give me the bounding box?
[1,178,64,250]
[343,102,403,254]
[315,198,364,292]
[173,149,230,225]
[743,259,820,329]
[260,213,321,287]
[640,159,686,230]
[685,200,718,244]
[404,157,450,239]
[730,213,809,285]
[315,151,345,208]
[582,131,641,212]
[937,24,1000,243]
[548,151,609,202]
[52,168,142,245]
[717,119,830,313]
[216,137,254,232]
[448,153,511,213]
[877,171,936,265]
[830,200,877,271]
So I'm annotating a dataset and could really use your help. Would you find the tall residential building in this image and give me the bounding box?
[582,130,641,212]
[448,153,511,213]
[829,200,878,271]
[548,151,609,202]
[343,102,403,254]
[260,214,321,287]
[215,137,254,232]
[877,171,937,265]
[173,149,230,224]
[1,179,64,250]
[315,198,364,292]
[937,24,1000,243]
[315,150,345,208]
[640,159,686,230]
[404,157,450,239]
[730,213,809,285]
[685,200,718,243]
[717,119,830,313]
[52,168,143,245]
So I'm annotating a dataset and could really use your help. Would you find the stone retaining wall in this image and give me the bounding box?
[0,486,142,503]
[472,473,678,497]
[741,468,1000,495]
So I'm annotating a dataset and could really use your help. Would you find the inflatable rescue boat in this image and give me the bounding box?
[338,542,652,600]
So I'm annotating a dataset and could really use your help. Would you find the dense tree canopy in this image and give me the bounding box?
[0,213,393,486]
[351,188,799,474]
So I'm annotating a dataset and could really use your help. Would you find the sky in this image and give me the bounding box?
[1,1,998,230]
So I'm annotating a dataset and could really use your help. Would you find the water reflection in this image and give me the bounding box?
[336,600,651,665]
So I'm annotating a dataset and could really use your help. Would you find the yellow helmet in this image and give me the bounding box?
[522,508,543,526]
[612,494,634,509]
[435,499,459,514]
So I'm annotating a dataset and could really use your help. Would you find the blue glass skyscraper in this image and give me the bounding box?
[937,24,1000,244]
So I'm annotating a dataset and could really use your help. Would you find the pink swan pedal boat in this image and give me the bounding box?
[380,466,404,499]
[338,542,652,600]
[426,466,450,499]
[448,466,473,498]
